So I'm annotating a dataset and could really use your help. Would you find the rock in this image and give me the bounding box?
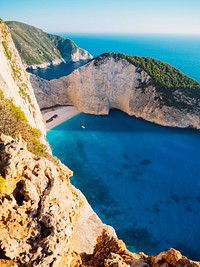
[80,230,200,267]
[0,20,46,140]
[0,134,113,266]
[149,248,200,267]
[28,58,65,70]
[31,55,200,129]
[71,47,93,62]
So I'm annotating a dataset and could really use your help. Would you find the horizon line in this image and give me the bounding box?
[50,31,200,36]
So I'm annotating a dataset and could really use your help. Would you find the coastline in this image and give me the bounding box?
[42,106,81,130]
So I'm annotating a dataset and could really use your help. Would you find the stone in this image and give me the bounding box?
[0,20,46,141]
[0,134,112,266]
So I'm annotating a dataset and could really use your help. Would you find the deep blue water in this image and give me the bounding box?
[46,34,200,260]
[47,110,200,260]
[27,60,88,80]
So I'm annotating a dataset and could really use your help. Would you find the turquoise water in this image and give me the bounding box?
[45,34,200,260]
[47,110,200,260]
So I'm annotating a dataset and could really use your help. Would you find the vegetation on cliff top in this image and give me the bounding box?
[6,21,62,66]
[47,33,78,61]
[5,21,80,66]
[94,53,200,89]
[0,90,46,156]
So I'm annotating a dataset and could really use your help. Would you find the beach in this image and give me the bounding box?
[42,106,80,130]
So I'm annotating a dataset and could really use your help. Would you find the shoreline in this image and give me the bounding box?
[42,106,81,130]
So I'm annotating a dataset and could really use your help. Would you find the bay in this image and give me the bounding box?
[45,33,200,260]
[47,110,200,260]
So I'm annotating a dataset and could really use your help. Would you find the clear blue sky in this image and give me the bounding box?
[1,0,200,34]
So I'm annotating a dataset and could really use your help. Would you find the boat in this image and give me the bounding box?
[81,117,85,129]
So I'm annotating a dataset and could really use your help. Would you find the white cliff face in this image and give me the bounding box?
[71,47,93,62]
[0,20,45,136]
[28,58,65,70]
[31,56,200,129]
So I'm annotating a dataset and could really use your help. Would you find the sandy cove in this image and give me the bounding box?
[42,106,81,130]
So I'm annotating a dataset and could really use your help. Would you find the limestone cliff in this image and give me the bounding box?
[0,20,45,137]
[31,54,200,129]
[6,21,92,69]
[0,134,115,266]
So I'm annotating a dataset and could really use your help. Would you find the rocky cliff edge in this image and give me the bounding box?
[0,134,115,266]
[0,20,45,138]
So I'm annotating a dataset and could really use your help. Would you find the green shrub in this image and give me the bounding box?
[2,40,12,60]
[0,89,46,156]
[18,85,32,105]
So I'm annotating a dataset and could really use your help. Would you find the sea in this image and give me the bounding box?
[38,34,200,260]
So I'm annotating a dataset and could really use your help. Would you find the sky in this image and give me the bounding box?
[0,0,200,34]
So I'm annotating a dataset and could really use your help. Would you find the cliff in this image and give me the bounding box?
[31,53,200,129]
[0,20,45,138]
[0,134,115,266]
[47,33,93,63]
[6,21,92,69]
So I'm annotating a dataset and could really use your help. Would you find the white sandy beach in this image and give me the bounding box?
[42,106,81,130]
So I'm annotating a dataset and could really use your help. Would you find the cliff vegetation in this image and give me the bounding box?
[0,90,46,156]
[47,33,78,61]
[6,21,62,66]
[94,53,200,89]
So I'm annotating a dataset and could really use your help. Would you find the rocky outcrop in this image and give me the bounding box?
[47,33,93,64]
[71,47,93,62]
[0,20,45,137]
[31,55,200,129]
[72,229,200,267]
[0,134,114,266]
[28,58,64,70]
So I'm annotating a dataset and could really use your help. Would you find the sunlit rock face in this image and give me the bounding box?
[31,55,200,129]
[0,134,115,266]
[0,20,46,137]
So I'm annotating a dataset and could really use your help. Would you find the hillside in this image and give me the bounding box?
[6,21,92,68]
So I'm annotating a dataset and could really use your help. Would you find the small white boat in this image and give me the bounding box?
[81,117,85,129]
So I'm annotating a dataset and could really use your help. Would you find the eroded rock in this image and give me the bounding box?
[0,134,110,266]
